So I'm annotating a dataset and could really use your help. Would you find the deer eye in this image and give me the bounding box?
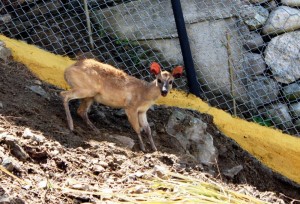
[169,80,173,85]
[157,79,162,83]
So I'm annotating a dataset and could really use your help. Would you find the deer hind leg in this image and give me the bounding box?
[139,112,157,151]
[125,108,145,152]
[77,97,99,132]
[60,88,96,131]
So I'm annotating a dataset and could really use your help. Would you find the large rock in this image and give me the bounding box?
[243,53,266,76]
[247,76,279,107]
[0,14,12,24]
[0,41,12,62]
[249,0,269,4]
[283,83,300,101]
[31,1,63,15]
[93,0,236,40]
[265,31,300,84]
[110,135,135,150]
[243,31,265,51]
[240,5,269,30]
[263,103,293,128]
[262,6,300,35]
[92,0,248,100]
[282,0,300,7]
[290,102,300,118]
[264,0,278,12]
[166,110,217,165]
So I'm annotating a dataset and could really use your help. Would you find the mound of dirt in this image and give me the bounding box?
[0,61,299,203]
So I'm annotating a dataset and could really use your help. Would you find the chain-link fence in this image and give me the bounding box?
[1,0,300,136]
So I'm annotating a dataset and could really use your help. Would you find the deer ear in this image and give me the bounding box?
[150,62,161,75]
[172,66,183,78]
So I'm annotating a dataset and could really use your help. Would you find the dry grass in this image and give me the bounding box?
[1,164,269,204]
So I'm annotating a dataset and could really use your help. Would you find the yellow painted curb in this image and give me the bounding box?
[1,34,300,185]
[0,35,73,89]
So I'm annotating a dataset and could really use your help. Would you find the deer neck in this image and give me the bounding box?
[146,80,161,101]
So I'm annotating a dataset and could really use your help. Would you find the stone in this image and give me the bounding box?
[294,119,300,130]
[92,165,105,174]
[32,134,45,143]
[282,83,300,100]
[263,103,293,128]
[110,135,135,150]
[289,102,300,117]
[0,102,3,109]
[263,0,278,11]
[1,157,15,172]
[166,110,217,165]
[243,32,265,51]
[3,137,29,161]
[243,53,266,76]
[38,180,48,189]
[0,195,10,204]
[92,0,236,40]
[265,31,300,84]
[282,0,300,7]
[0,14,11,24]
[249,0,269,4]
[247,76,279,107]
[115,109,126,117]
[99,161,109,168]
[22,128,34,139]
[262,6,300,35]
[33,80,42,85]
[152,165,169,179]
[223,165,243,178]
[10,197,25,204]
[22,180,32,190]
[31,1,63,15]
[0,44,12,62]
[240,5,269,30]
[71,183,88,190]
[27,85,50,100]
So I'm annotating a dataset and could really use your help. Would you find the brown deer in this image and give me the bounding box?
[60,59,183,152]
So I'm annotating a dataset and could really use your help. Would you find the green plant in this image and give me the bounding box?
[252,116,273,127]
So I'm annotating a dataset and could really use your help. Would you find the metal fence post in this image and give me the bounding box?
[171,0,202,97]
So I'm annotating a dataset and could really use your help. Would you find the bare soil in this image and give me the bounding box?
[0,61,300,203]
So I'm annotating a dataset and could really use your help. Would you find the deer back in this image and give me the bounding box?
[64,59,157,109]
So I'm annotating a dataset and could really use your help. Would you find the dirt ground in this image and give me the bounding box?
[0,61,300,203]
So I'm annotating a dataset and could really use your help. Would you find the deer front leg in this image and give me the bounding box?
[139,112,157,151]
[125,108,146,152]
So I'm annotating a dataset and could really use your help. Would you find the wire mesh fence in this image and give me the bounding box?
[1,0,300,136]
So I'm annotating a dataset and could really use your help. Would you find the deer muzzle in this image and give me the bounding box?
[161,82,169,97]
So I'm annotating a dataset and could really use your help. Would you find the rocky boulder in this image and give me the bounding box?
[262,6,300,35]
[166,110,217,165]
[282,0,300,7]
[243,53,266,76]
[265,31,300,84]
[240,5,269,30]
[242,31,265,52]
[262,103,293,128]
[0,41,12,62]
[283,83,300,101]
[247,76,279,107]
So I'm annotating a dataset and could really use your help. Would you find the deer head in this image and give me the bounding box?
[150,62,183,97]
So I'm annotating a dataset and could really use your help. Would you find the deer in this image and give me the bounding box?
[60,59,183,152]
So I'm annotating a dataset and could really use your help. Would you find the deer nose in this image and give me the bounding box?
[161,84,168,96]
[161,90,168,97]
